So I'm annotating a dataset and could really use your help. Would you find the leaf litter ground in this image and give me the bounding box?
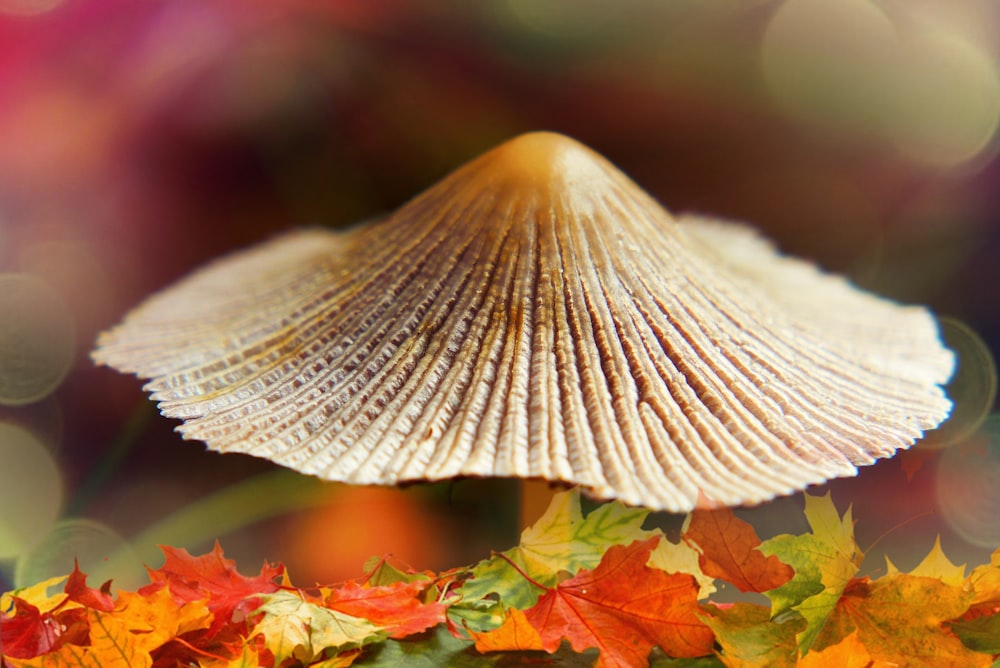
[2,491,998,667]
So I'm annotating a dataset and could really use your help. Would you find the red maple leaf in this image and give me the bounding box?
[1,598,63,659]
[142,542,283,638]
[517,537,714,667]
[0,597,89,659]
[683,506,793,593]
[65,562,115,611]
[325,580,447,638]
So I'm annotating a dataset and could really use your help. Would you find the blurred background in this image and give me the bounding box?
[1,0,999,591]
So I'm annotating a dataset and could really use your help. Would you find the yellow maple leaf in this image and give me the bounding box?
[885,536,966,586]
[814,574,990,667]
[1,576,68,615]
[966,547,1000,608]
[648,533,716,599]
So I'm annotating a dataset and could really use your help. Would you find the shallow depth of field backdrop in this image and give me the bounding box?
[1,0,999,592]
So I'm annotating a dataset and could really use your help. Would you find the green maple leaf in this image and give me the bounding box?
[352,625,491,667]
[757,492,861,653]
[949,611,1000,654]
[250,590,386,665]
[703,602,804,668]
[458,489,654,610]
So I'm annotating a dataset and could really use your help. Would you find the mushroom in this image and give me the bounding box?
[93,132,954,513]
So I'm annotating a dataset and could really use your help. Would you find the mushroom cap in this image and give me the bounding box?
[93,131,954,511]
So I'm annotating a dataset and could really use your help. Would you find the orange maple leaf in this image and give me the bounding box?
[471,608,544,654]
[143,542,283,639]
[324,580,447,639]
[684,505,794,593]
[488,537,714,667]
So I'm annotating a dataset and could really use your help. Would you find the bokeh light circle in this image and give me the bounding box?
[0,422,62,560]
[760,0,899,131]
[937,416,1000,548]
[0,274,75,406]
[920,318,997,449]
[14,518,142,590]
[891,31,1000,167]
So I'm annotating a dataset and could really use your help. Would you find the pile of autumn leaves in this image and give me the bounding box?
[2,492,999,667]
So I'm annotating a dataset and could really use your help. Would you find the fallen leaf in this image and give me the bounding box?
[325,580,447,638]
[64,564,114,612]
[885,536,965,586]
[758,492,861,653]
[948,611,1000,654]
[250,590,385,665]
[471,608,544,654]
[144,542,282,637]
[797,630,873,668]
[0,598,65,659]
[6,608,152,668]
[815,574,990,667]
[647,536,716,600]
[115,586,211,655]
[461,490,654,610]
[196,640,261,668]
[966,547,1000,610]
[1,576,67,615]
[352,625,490,667]
[523,537,714,666]
[703,602,802,668]
[683,506,793,593]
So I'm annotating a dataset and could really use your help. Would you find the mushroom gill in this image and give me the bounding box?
[93,131,954,511]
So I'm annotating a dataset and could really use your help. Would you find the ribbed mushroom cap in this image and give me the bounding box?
[93,132,954,511]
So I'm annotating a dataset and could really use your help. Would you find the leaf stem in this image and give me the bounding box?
[496,552,549,592]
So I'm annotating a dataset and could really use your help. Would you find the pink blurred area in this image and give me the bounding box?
[1,0,999,586]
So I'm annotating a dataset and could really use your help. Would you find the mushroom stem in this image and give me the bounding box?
[519,479,560,530]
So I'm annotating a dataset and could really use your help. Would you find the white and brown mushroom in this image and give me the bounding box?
[93,132,954,512]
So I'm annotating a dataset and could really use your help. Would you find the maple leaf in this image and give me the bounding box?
[195,640,262,668]
[470,608,544,654]
[812,574,990,667]
[488,537,715,667]
[682,506,793,594]
[757,492,861,653]
[115,586,212,655]
[947,546,1000,654]
[361,555,434,587]
[144,542,283,638]
[353,625,492,667]
[250,590,386,665]
[0,598,65,659]
[948,611,1000,654]
[966,547,1000,611]
[461,490,654,610]
[702,602,803,668]
[796,630,872,668]
[885,535,966,586]
[647,537,716,600]
[5,607,153,668]
[64,563,114,612]
[1,576,67,615]
[325,580,447,638]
